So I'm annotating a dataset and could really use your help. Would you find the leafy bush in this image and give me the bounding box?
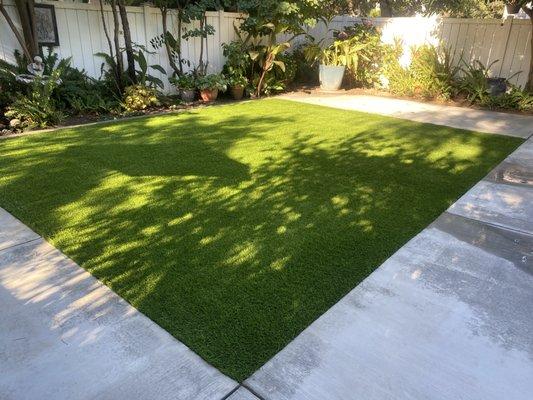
[382,43,458,100]
[456,60,495,103]
[123,84,159,112]
[338,21,390,88]
[227,74,248,87]
[169,73,197,90]
[222,41,252,78]
[196,74,227,91]
[479,85,533,112]
[5,71,64,129]
[292,43,318,84]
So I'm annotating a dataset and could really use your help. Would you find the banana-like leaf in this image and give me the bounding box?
[272,60,286,72]
[150,64,167,75]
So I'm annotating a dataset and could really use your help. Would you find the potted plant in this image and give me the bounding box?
[304,35,365,91]
[196,73,227,102]
[227,74,248,100]
[170,73,196,102]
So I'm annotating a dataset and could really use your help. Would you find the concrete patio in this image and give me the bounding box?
[280,92,533,139]
[1,95,532,399]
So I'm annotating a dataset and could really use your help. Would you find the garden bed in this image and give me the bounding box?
[0,99,522,380]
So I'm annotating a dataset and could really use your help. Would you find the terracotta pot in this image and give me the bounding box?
[200,88,219,102]
[229,85,245,100]
[180,89,196,102]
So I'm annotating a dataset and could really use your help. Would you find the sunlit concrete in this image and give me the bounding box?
[0,211,238,400]
[279,92,533,138]
[246,138,533,400]
[0,211,39,251]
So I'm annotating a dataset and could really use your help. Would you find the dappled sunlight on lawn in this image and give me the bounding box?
[0,99,521,380]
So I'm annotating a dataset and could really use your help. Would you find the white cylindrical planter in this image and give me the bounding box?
[319,64,345,91]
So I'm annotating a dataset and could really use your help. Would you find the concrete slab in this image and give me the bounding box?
[0,237,237,400]
[246,212,533,400]
[278,92,533,138]
[448,180,533,235]
[226,387,261,400]
[487,138,533,186]
[0,208,39,251]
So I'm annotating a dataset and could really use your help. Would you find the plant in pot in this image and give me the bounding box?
[170,73,196,102]
[196,73,227,102]
[304,36,365,91]
[227,74,248,100]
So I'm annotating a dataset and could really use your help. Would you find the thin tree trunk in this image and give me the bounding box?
[14,0,38,57]
[198,16,205,74]
[161,6,180,75]
[117,0,136,84]
[110,0,124,90]
[98,0,120,89]
[99,0,114,60]
[0,0,31,59]
[177,11,183,74]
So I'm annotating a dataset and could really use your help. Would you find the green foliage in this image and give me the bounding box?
[305,36,366,70]
[292,43,318,84]
[5,71,64,129]
[0,58,26,117]
[169,72,197,90]
[337,21,391,88]
[227,74,248,87]
[222,40,251,78]
[479,85,533,111]
[132,44,166,89]
[196,73,227,91]
[382,43,458,100]
[123,84,160,112]
[456,59,495,103]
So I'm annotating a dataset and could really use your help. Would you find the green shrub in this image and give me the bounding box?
[196,74,227,91]
[382,43,458,100]
[123,84,159,112]
[456,60,494,103]
[5,71,64,130]
[339,21,390,88]
[169,73,197,90]
[292,43,318,84]
[480,85,533,112]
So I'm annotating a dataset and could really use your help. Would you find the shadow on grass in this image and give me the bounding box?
[0,100,521,380]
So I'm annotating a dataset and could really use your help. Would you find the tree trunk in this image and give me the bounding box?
[117,0,137,84]
[0,0,32,59]
[14,0,38,57]
[380,0,393,17]
[99,0,121,89]
[161,7,180,76]
[109,0,124,90]
[177,10,184,75]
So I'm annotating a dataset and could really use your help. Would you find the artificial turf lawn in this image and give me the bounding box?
[0,99,522,379]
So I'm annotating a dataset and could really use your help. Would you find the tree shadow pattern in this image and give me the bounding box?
[0,100,522,380]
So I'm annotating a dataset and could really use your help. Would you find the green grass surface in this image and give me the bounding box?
[0,99,521,380]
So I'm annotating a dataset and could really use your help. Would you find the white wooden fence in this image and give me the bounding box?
[0,0,243,91]
[1,1,531,89]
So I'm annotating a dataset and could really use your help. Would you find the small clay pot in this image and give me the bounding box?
[229,85,245,100]
[199,88,219,102]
